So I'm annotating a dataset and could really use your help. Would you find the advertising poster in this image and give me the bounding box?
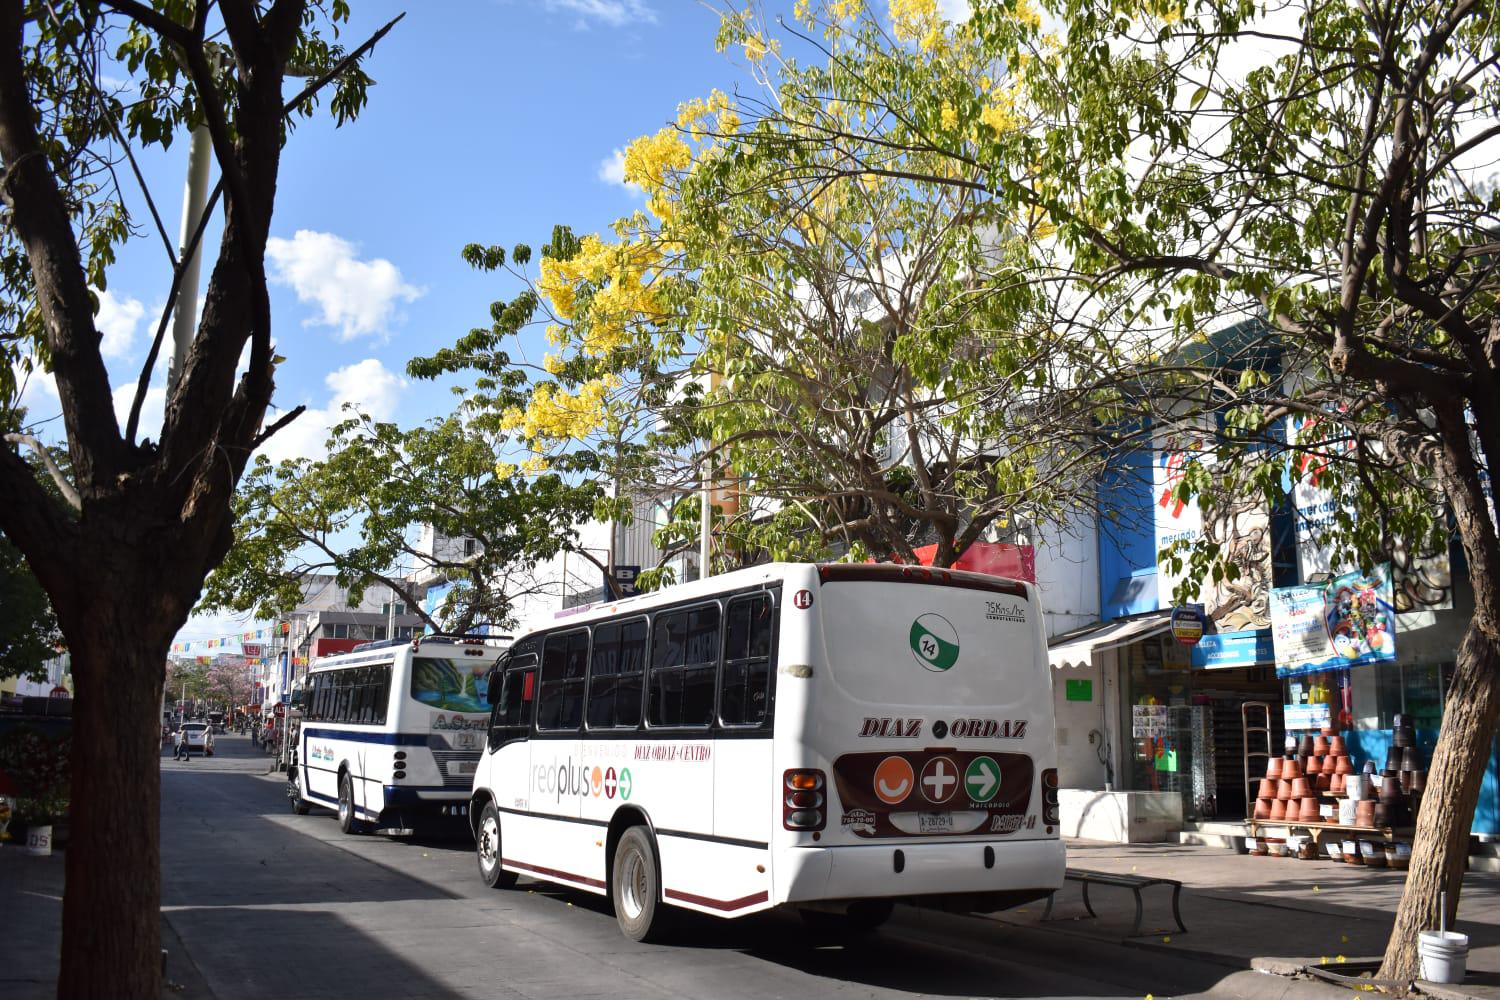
[1271,565,1398,677]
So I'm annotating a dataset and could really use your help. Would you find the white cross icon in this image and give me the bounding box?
[923,759,956,801]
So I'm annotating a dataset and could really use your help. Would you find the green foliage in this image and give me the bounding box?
[0,535,60,682]
[200,413,602,632]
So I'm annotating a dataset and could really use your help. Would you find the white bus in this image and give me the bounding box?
[287,634,509,834]
[469,562,1063,940]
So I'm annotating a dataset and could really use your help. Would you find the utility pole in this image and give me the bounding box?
[168,127,212,390]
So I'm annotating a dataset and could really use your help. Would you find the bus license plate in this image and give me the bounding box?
[454,761,478,776]
[917,812,955,835]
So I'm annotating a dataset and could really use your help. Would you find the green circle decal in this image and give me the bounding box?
[909,614,960,671]
[965,755,1001,803]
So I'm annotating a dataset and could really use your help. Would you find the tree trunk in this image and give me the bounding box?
[1380,620,1500,980]
[56,619,167,999]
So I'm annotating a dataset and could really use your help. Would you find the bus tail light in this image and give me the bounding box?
[783,770,826,831]
[1041,768,1059,825]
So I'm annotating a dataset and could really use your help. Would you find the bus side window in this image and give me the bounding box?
[538,630,588,731]
[489,660,537,750]
[587,619,646,729]
[350,667,369,725]
[373,664,392,725]
[649,605,718,728]
[335,669,354,723]
[721,594,775,726]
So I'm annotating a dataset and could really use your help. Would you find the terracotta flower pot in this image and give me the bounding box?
[1291,777,1311,798]
[1330,773,1345,795]
[1278,779,1295,800]
[1257,778,1277,799]
[1270,798,1288,821]
[1334,755,1354,775]
[1283,759,1303,780]
[1355,800,1375,826]
[1266,757,1284,780]
[1300,797,1321,822]
[1330,736,1347,756]
[1316,772,1333,791]
[1254,798,1273,820]
[1313,737,1331,756]
[1306,756,1323,776]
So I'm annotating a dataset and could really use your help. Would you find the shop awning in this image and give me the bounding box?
[1047,614,1173,669]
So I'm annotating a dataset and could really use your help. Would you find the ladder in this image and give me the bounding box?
[1242,701,1275,808]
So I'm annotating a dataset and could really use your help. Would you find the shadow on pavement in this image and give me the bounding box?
[166,905,467,1000]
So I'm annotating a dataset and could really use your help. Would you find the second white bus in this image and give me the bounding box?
[469,562,1063,940]
[288,634,509,834]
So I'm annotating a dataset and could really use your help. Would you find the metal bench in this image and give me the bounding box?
[1042,867,1187,937]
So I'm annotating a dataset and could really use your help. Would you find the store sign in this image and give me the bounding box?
[1270,565,1398,677]
[1289,414,1452,612]
[1064,679,1093,702]
[1284,703,1332,730]
[1190,628,1274,669]
[1154,425,1273,631]
[1170,604,1206,646]
[243,643,263,657]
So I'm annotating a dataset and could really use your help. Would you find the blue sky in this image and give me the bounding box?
[17,0,767,648]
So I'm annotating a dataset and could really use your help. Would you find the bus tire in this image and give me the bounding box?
[611,826,666,942]
[337,771,362,835]
[475,803,516,889]
[289,771,312,815]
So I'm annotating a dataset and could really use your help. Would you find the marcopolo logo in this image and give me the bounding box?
[909,613,960,672]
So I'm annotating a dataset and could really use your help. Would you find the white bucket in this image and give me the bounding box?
[25,824,52,857]
[1419,931,1469,984]
[1339,798,1358,825]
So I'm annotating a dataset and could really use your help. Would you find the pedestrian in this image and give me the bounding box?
[174,727,191,762]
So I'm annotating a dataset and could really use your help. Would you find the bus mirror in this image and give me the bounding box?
[484,668,502,706]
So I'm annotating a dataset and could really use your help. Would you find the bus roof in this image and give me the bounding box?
[525,561,1032,634]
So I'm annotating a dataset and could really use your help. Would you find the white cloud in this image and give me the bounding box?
[545,0,655,28]
[597,148,643,195]
[256,358,407,465]
[112,382,166,443]
[95,288,145,359]
[936,0,972,21]
[266,230,424,342]
[12,357,59,427]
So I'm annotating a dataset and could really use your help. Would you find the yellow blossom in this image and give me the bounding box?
[542,352,566,375]
[519,456,552,475]
[941,101,958,130]
[743,31,767,61]
[831,0,863,19]
[1013,0,1041,28]
[494,461,518,478]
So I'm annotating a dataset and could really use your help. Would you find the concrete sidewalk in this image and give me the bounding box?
[979,839,1500,999]
[0,847,212,1000]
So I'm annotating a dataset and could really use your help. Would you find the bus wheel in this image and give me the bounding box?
[337,772,362,835]
[289,771,312,815]
[475,803,517,889]
[612,827,666,942]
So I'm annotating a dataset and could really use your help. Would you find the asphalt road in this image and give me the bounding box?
[160,734,1283,1000]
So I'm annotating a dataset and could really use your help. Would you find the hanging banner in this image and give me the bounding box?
[1271,565,1398,677]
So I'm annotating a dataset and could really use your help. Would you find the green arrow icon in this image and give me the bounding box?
[965,756,1000,803]
[619,767,633,801]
